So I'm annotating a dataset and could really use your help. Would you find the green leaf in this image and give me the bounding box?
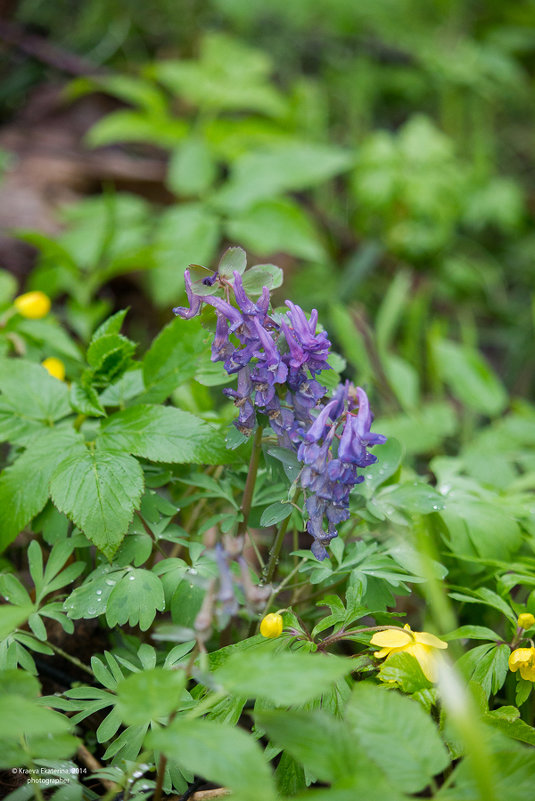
[218,246,247,278]
[98,405,235,464]
[0,269,17,303]
[50,448,144,559]
[441,496,522,563]
[433,339,508,416]
[377,651,432,693]
[443,626,502,642]
[106,569,165,630]
[0,428,86,552]
[225,198,325,261]
[215,142,354,212]
[92,309,129,339]
[0,358,70,426]
[361,437,402,493]
[485,706,535,746]
[0,668,40,698]
[380,482,445,514]
[0,695,73,739]
[214,647,352,705]
[346,682,450,794]
[147,718,276,801]
[260,502,292,527]
[378,402,457,455]
[256,709,357,784]
[64,566,126,620]
[86,110,188,148]
[241,263,283,296]
[167,137,217,197]
[457,642,510,697]
[86,333,136,386]
[70,383,106,417]
[117,667,186,724]
[0,605,34,639]
[141,317,207,403]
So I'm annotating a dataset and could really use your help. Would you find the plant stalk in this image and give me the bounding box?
[237,425,263,538]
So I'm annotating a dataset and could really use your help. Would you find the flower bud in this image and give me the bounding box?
[260,613,283,639]
[41,357,65,381]
[518,613,535,630]
[14,291,51,319]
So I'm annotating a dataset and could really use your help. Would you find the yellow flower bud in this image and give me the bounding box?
[41,357,65,382]
[14,291,51,319]
[260,613,283,639]
[518,613,535,630]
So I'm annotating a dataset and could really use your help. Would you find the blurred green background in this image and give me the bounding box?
[1,0,534,442]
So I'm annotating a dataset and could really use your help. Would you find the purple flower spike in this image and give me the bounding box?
[172,256,386,562]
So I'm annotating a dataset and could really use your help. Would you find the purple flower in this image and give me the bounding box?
[173,269,203,319]
[338,387,387,467]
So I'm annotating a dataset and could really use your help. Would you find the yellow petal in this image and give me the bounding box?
[517,613,535,630]
[370,629,413,649]
[519,662,535,682]
[413,630,448,649]
[509,648,533,672]
[259,613,283,639]
[42,357,66,382]
[14,291,51,319]
[407,643,437,682]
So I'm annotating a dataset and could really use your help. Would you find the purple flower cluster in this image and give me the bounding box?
[173,269,385,560]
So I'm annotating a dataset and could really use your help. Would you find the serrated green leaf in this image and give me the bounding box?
[141,317,207,403]
[86,334,136,385]
[346,682,450,793]
[97,404,236,464]
[70,383,106,417]
[0,428,86,551]
[0,358,70,425]
[50,448,144,558]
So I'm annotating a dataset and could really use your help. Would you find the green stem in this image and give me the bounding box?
[262,514,290,585]
[46,640,94,677]
[237,426,263,538]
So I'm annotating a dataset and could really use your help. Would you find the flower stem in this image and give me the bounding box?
[46,639,94,677]
[237,425,263,538]
[262,513,291,585]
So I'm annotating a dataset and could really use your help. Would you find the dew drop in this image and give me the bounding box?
[105,579,116,586]
[129,575,136,581]
[96,589,102,595]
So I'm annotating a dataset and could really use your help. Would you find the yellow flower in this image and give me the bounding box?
[260,613,283,639]
[14,291,51,319]
[517,613,535,630]
[509,648,535,681]
[370,624,448,682]
[41,357,65,381]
